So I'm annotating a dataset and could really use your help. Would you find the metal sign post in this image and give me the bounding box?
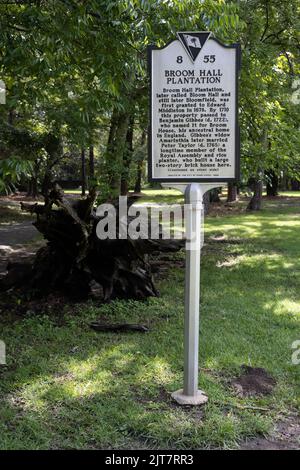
[163,182,223,405]
[149,32,240,405]
[173,183,206,404]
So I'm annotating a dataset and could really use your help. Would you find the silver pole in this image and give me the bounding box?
[171,183,208,405]
[184,183,202,396]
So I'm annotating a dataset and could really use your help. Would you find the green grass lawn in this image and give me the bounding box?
[64,189,82,194]
[0,196,299,449]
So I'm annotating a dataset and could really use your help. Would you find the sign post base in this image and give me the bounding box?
[171,389,208,406]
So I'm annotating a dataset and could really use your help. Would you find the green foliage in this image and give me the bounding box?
[238,0,300,180]
[0,157,32,194]
[0,0,299,192]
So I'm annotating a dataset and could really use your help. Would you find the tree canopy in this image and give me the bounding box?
[0,0,299,199]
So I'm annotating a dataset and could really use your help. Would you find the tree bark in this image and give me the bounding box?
[227,182,237,202]
[134,130,146,194]
[203,191,210,214]
[280,173,289,190]
[27,177,39,198]
[41,134,63,204]
[121,116,134,196]
[134,162,143,193]
[27,161,39,198]
[247,130,267,210]
[291,179,300,191]
[247,179,263,211]
[81,148,86,196]
[89,145,95,178]
[209,188,221,203]
[88,145,96,196]
[266,170,279,196]
[106,109,130,197]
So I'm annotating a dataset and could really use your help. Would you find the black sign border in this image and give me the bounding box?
[148,36,241,183]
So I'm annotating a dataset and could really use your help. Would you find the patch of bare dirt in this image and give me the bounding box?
[240,415,300,450]
[0,192,43,203]
[232,365,276,397]
[208,200,248,217]
[0,291,72,319]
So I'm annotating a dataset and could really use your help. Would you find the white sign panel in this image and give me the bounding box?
[148,32,240,182]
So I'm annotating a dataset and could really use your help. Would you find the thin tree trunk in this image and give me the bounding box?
[27,161,39,198]
[106,109,130,197]
[88,145,95,195]
[8,109,15,125]
[203,191,210,214]
[134,130,146,194]
[89,145,95,178]
[120,178,128,196]
[27,177,38,198]
[81,148,86,197]
[280,173,289,190]
[134,162,143,194]
[41,135,63,204]
[27,179,32,196]
[247,130,267,211]
[266,170,279,196]
[247,179,263,211]
[291,179,300,191]
[227,182,237,202]
[121,116,134,196]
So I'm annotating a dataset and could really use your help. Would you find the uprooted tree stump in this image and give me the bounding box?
[0,185,184,302]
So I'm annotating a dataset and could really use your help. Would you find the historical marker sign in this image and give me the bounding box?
[148,33,241,405]
[148,32,240,183]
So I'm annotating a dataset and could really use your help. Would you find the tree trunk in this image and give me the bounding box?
[121,116,134,196]
[247,179,263,211]
[41,134,63,205]
[280,173,289,191]
[134,130,146,194]
[291,179,300,191]
[89,145,95,178]
[88,145,95,195]
[203,191,210,214]
[106,109,130,197]
[27,177,39,198]
[266,170,279,196]
[8,109,15,125]
[81,148,86,197]
[134,161,143,194]
[27,161,39,198]
[209,188,221,203]
[227,182,237,202]
[247,130,267,210]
